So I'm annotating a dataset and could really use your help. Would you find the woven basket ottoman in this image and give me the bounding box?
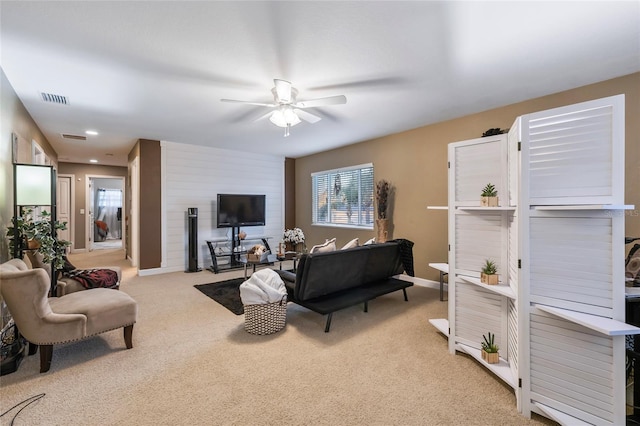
[244,296,287,335]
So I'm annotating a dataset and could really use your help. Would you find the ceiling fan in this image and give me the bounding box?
[221,79,347,137]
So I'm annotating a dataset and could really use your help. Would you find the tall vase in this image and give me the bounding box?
[376,218,389,243]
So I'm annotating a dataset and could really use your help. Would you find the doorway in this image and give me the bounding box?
[56,174,74,252]
[87,176,125,251]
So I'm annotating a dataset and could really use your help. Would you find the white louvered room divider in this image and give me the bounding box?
[519,95,636,425]
[433,94,638,425]
[447,133,519,394]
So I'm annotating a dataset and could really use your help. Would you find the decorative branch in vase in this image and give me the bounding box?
[375,179,391,242]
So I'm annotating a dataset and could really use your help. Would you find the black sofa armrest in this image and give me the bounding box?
[276,270,297,294]
[276,269,296,283]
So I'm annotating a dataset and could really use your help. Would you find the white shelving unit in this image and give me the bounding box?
[458,275,516,299]
[428,318,449,336]
[430,94,640,425]
[443,131,521,406]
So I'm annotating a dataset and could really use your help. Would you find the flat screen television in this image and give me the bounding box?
[217,194,266,228]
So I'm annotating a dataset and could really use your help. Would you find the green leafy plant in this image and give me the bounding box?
[7,208,71,270]
[481,332,499,353]
[481,183,498,197]
[481,259,498,275]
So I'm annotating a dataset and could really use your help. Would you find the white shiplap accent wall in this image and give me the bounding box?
[160,141,284,273]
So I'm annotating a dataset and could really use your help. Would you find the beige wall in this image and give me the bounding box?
[57,162,128,251]
[285,158,296,230]
[295,73,640,282]
[0,68,56,263]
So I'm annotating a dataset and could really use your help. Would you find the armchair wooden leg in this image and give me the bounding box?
[124,325,134,349]
[40,345,53,373]
[28,341,39,356]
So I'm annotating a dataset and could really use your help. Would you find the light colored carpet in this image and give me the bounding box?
[1,249,556,425]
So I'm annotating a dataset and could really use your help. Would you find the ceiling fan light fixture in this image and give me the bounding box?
[269,106,301,128]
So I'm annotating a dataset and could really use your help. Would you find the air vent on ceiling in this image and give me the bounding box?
[40,92,68,105]
[61,134,87,141]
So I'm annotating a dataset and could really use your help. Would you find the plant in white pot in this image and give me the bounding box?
[283,227,305,253]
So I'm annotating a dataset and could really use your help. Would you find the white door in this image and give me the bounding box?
[56,175,73,251]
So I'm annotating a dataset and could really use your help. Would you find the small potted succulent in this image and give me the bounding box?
[480,183,499,207]
[481,332,500,364]
[480,259,499,285]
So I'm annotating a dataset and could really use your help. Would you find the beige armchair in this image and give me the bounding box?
[0,258,138,373]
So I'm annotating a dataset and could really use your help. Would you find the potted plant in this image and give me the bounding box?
[480,183,499,207]
[283,227,305,253]
[480,259,499,285]
[481,332,500,364]
[375,179,391,242]
[7,208,71,272]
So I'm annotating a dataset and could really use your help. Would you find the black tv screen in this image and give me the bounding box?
[217,194,266,228]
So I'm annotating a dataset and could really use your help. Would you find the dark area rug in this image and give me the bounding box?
[195,278,244,315]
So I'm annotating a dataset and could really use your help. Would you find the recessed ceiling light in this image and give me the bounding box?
[89,159,98,163]
[85,130,98,135]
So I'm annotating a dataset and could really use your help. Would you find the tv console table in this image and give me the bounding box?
[206,227,273,273]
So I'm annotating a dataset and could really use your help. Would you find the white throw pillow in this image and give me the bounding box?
[310,238,337,254]
[341,238,359,250]
[363,237,376,245]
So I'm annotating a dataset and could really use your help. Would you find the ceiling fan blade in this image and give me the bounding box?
[309,77,407,91]
[294,109,321,124]
[221,99,276,107]
[295,95,347,108]
[253,110,274,122]
[274,79,292,103]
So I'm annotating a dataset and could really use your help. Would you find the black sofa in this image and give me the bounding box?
[276,240,414,332]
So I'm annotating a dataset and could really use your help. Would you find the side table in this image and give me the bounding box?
[428,263,448,301]
[276,251,298,272]
[240,254,277,279]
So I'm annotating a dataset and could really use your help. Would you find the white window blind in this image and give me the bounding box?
[312,164,374,228]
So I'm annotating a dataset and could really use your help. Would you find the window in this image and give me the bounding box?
[312,163,374,228]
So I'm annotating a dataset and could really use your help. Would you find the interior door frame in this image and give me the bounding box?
[129,157,139,268]
[85,174,125,251]
[57,174,75,252]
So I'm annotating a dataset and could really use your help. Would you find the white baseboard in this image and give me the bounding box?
[395,274,448,292]
[138,265,185,276]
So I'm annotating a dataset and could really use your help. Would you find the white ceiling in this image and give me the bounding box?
[1,1,639,167]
